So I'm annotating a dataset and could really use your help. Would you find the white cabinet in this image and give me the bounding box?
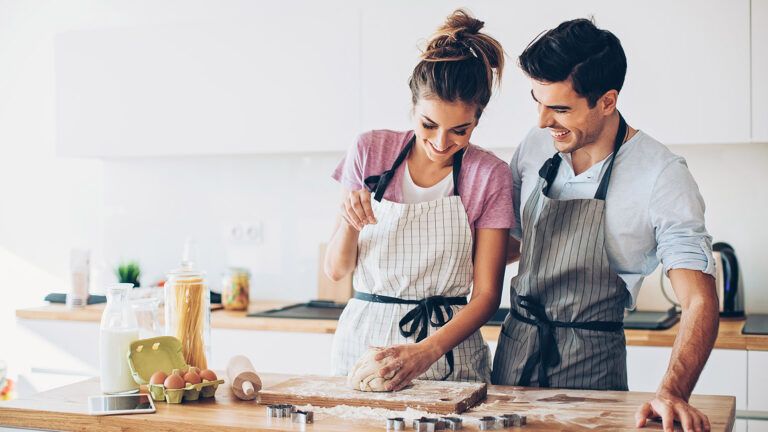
[55,0,753,157]
[359,0,751,148]
[56,1,360,157]
[750,420,768,432]
[627,346,748,410]
[753,0,768,142]
[210,328,334,375]
[749,351,768,411]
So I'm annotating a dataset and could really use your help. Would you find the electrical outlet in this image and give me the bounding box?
[245,222,264,245]
[224,221,264,245]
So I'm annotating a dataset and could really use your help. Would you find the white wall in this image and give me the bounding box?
[1,0,767,397]
[98,142,768,314]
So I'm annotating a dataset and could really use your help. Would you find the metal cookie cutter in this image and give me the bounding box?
[497,413,527,428]
[386,417,406,431]
[413,416,441,431]
[441,416,463,430]
[478,416,497,430]
[291,409,314,424]
[266,404,295,418]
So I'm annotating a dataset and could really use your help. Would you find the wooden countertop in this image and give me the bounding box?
[0,373,735,432]
[16,302,768,351]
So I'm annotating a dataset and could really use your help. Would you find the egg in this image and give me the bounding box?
[199,369,217,381]
[164,371,186,390]
[149,371,167,385]
[188,366,201,375]
[184,371,202,384]
[173,369,184,378]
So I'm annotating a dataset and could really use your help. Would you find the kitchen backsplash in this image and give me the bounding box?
[95,143,768,312]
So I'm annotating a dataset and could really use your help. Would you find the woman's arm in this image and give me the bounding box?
[375,228,508,390]
[324,188,376,281]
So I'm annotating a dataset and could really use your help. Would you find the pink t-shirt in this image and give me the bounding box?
[332,129,514,230]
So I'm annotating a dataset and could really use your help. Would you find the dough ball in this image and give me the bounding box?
[347,347,396,392]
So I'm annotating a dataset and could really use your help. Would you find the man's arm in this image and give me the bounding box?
[635,268,719,432]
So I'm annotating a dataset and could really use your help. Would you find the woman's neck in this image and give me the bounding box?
[407,137,455,188]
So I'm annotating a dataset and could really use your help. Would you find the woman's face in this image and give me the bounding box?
[412,97,478,165]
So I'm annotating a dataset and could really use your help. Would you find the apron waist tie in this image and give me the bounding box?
[353,291,467,380]
[511,295,623,388]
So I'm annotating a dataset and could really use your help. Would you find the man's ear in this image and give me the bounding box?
[599,90,619,115]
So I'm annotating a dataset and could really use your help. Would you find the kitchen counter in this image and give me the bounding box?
[0,373,736,431]
[15,302,768,350]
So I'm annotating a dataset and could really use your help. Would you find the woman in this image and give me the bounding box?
[326,9,512,390]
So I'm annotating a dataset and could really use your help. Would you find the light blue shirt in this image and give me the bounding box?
[510,127,716,307]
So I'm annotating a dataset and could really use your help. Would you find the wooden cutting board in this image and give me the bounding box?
[258,375,487,414]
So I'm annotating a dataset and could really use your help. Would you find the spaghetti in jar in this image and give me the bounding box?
[165,264,210,369]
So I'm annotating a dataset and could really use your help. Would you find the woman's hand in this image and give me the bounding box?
[374,342,442,391]
[341,188,377,231]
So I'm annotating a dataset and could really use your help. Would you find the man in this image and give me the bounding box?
[492,18,719,432]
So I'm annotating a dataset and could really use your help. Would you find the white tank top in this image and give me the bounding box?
[402,161,454,203]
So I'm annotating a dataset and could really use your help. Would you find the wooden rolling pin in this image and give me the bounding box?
[226,355,263,400]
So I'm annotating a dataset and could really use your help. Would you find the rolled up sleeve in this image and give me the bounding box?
[649,158,716,276]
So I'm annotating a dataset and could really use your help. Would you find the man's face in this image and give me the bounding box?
[530,79,608,154]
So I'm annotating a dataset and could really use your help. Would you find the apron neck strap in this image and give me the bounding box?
[594,112,627,200]
[364,133,465,202]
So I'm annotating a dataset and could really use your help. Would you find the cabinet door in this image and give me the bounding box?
[750,419,768,432]
[753,0,768,142]
[627,346,747,410]
[748,351,768,411]
[360,0,750,147]
[56,1,360,157]
[210,329,334,375]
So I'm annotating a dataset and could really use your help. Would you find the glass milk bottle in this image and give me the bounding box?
[99,283,139,394]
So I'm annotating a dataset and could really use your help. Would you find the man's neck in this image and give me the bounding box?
[571,113,635,175]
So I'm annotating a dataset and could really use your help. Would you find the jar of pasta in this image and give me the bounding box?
[165,260,211,369]
[221,267,250,311]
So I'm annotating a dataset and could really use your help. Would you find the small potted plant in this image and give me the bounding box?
[116,260,141,288]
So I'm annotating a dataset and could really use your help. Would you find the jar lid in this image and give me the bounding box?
[226,267,250,276]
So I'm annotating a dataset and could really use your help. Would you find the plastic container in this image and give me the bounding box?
[221,267,250,311]
[165,240,210,369]
[99,283,140,394]
[127,336,224,404]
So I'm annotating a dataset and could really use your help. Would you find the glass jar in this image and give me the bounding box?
[99,283,139,394]
[165,265,210,370]
[221,267,250,311]
[130,297,161,339]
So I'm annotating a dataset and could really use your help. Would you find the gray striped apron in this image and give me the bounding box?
[491,115,630,391]
[331,135,491,382]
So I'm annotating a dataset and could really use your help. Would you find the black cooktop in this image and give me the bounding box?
[248,300,510,325]
[249,300,688,331]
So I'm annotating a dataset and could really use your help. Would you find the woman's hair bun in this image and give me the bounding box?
[409,8,505,118]
[438,8,485,40]
[424,9,485,57]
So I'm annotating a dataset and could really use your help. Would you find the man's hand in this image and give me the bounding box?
[635,268,718,432]
[635,391,711,432]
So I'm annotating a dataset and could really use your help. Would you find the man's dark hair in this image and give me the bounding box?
[519,18,627,107]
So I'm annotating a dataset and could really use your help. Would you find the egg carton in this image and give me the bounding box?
[127,336,225,404]
[147,377,225,403]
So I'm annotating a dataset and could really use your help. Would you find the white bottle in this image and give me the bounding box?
[99,283,139,394]
[67,249,90,309]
